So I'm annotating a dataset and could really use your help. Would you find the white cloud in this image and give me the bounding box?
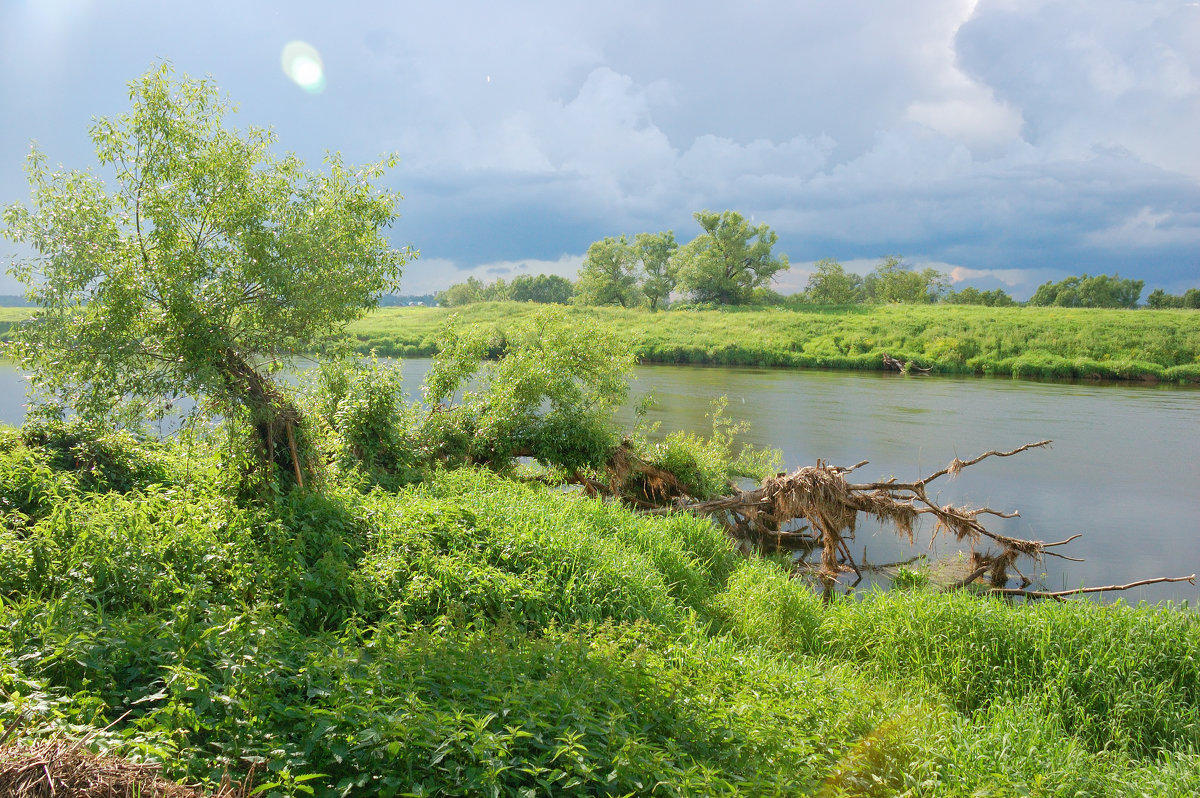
[948,266,1046,287]
[1084,207,1200,249]
[956,0,1200,177]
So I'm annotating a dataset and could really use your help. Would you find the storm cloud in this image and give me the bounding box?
[1,0,1197,297]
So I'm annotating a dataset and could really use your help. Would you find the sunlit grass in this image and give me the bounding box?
[2,425,1198,795]
[8,303,1198,382]
[346,303,1200,383]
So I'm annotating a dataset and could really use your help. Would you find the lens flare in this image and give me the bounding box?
[281,41,325,94]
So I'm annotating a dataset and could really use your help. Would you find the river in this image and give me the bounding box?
[3,359,1198,604]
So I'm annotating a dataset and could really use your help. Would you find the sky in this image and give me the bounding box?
[1,0,1198,299]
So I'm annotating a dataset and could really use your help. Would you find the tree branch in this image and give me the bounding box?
[991,574,1196,601]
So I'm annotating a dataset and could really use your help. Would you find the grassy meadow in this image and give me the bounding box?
[2,425,1199,796]
[346,303,1200,383]
[6,302,1199,382]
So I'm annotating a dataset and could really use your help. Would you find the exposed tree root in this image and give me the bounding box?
[586,438,1192,601]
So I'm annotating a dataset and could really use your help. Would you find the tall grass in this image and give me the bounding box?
[2,426,1198,795]
[345,303,1200,383]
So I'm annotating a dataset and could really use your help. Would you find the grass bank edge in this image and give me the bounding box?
[344,304,1200,385]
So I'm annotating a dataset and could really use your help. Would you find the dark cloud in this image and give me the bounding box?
[2,0,1197,300]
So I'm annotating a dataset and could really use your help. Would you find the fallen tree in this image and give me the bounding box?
[882,352,931,373]
[582,439,1195,600]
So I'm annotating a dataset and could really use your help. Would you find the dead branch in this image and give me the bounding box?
[990,574,1196,601]
[848,440,1052,491]
[882,352,931,374]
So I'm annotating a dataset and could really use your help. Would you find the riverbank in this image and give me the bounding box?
[344,303,1200,384]
[1,423,1198,796]
[6,303,1198,383]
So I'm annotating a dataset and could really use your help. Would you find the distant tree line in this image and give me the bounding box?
[437,273,575,307]
[378,293,438,306]
[802,257,958,305]
[432,210,1195,310]
[1026,274,1144,309]
[1147,287,1200,309]
[438,210,788,310]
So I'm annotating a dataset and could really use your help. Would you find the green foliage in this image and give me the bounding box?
[573,235,643,308]
[0,427,74,524]
[436,276,488,307]
[2,63,409,431]
[944,286,1017,307]
[435,275,549,307]
[15,418,175,494]
[813,592,1200,757]
[1029,273,1144,308]
[2,429,1200,795]
[304,356,421,490]
[805,258,864,304]
[634,397,783,500]
[1147,287,1200,309]
[421,308,634,471]
[508,273,574,304]
[354,469,737,629]
[674,210,789,305]
[346,303,1200,384]
[862,256,949,304]
[634,230,679,311]
[890,565,932,591]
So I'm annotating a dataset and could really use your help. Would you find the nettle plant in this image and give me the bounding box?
[2,63,411,480]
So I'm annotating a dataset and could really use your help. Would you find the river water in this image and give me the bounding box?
[3,359,1198,604]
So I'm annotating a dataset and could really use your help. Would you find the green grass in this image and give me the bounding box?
[2,425,1198,796]
[345,303,1200,383]
[0,307,32,340]
[8,303,1199,383]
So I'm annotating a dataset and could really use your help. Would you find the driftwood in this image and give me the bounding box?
[600,439,1192,601]
[990,575,1197,602]
[882,352,931,374]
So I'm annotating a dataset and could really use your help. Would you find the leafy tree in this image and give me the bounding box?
[674,211,789,305]
[439,277,518,305]
[509,273,574,304]
[1028,274,1143,308]
[1028,276,1079,307]
[805,259,863,304]
[944,286,1016,307]
[575,235,643,307]
[1146,288,1176,309]
[2,64,409,476]
[862,256,948,304]
[634,231,678,311]
[1146,287,1200,309]
[437,277,485,307]
[479,278,513,302]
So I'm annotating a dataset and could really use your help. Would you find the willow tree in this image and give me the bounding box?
[2,64,411,478]
[675,210,788,305]
[574,235,642,307]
